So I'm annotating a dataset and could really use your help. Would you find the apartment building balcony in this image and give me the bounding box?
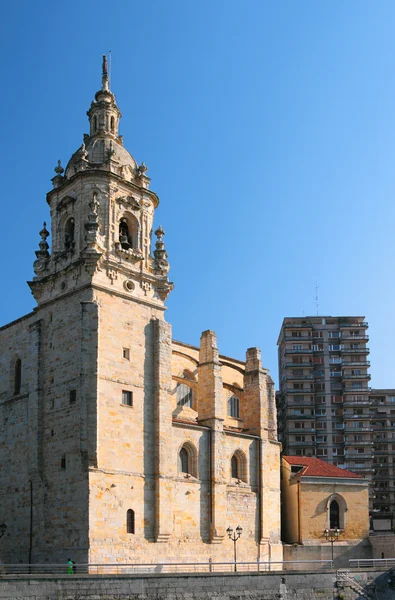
[342,361,370,367]
[283,323,313,329]
[285,389,314,394]
[330,371,343,378]
[288,440,315,447]
[345,451,374,459]
[343,398,371,406]
[287,427,316,433]
[344,464,374,472]
[288,414,316,420]
[341,335,369,342]
[284,348,313,354]
[286,399,315,407]
[284,362,313,368]
[344,386,372,393]
[344,413,371,420]
[341,347,370,355]
[285,374,314,380]
[344,425,373,433]
[339,321,368,328]
[345,441,374,447]
[342,373,371,380]
[285,335,312,341]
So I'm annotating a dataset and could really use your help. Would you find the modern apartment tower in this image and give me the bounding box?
[369,389,395,520]
[277,317,372,481]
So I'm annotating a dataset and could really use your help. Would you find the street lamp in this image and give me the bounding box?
[324,528,340,564]
[226,525,243,572]
[0,523,6,539]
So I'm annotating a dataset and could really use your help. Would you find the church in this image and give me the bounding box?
[0,57,282,566]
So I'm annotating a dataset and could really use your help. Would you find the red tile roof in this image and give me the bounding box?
[283,456,364,479]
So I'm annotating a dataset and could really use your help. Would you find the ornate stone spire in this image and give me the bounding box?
[52,160,64,188]
[154,226,170,274]
[33,222,50,276]
[102,54,109,91]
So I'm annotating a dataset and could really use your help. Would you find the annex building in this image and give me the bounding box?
[0,58,282,566]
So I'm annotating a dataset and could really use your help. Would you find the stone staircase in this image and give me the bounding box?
[336,569,377,600]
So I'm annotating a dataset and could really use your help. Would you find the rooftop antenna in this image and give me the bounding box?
[109,50,112,88]
[315,282,320,316]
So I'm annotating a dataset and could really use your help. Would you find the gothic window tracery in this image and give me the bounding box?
[176,383,193,408]
[228,394,240,419]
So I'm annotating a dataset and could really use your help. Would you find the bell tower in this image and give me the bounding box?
[29,55,173,307]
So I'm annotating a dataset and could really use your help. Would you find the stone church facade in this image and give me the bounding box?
[0,57,282,566]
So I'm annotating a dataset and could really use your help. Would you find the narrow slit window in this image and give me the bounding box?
[61,454,66,470]
[231,455,239,479]
[127,509,135,534]
[14,359,22,395]
[69,390,77,404]
[330,500,340,529]
[179,448,189,474]
[123,348,130,360]
[122,390,133,406]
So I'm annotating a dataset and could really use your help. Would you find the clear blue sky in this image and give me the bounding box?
[1,1,395,388]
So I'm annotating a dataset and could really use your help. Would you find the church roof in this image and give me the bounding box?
[283,456,364,479]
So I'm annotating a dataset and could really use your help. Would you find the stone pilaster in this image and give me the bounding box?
[197,330,226,543]
[80,301,99,468]
[153,318,173,542]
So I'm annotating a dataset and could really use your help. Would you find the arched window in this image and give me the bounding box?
[110,116,115,133]
[230,449,247,483]
[177,383,193,408]
[231,454,238,479]
[119,215,139,250]
[93,116,97,133]
[228,395,240,418]
[14,359,21,395]
[179,448,189,474]
[126,509,135,534]
[330,500,340,529]
[64,218,75,250]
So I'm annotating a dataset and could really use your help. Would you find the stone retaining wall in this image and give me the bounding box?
[0,569,391,600]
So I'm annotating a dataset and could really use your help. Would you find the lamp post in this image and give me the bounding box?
[324,528,340,565]
[226,525,243,572]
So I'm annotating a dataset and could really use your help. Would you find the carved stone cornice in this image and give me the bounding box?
[56,195,77,212]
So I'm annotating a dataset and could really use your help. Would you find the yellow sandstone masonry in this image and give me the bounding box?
[0,58,282,567]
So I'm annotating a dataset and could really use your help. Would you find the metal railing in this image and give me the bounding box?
[349,557,395,570]
[0,560,334,576]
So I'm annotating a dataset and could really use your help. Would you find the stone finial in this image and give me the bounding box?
[137,161,148,177]
[54,160,64,175]
[33,222,50,275]
[154,225,169,274]
[102,54,109,91]
[52,160,65,188]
